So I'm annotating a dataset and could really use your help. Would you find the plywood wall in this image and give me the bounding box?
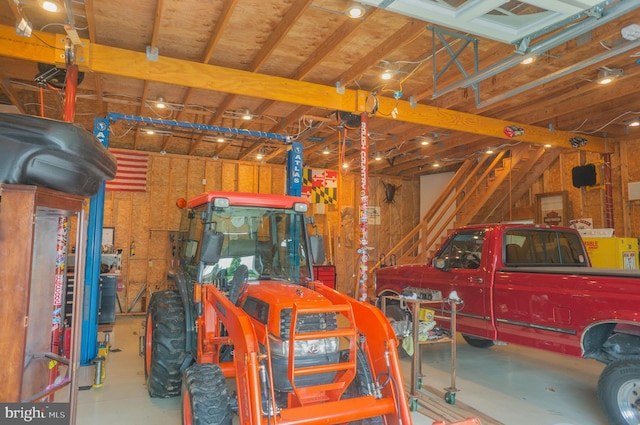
[513,137,640,238]
[100,151,420,312]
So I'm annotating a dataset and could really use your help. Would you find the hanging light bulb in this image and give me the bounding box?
[375,152,382,161]
[322,146,330,155]
[242,109,252,120]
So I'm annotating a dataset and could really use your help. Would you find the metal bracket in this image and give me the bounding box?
[146,45,159,61]
[430,26,479,103]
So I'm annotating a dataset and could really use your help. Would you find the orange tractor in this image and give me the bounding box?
[144,191,412,425]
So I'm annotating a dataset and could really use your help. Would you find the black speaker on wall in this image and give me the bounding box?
[572,164,597,188]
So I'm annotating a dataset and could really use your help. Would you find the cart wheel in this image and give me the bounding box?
[417,377,422,389]
[445,391,456,405]
[409,397,418,412]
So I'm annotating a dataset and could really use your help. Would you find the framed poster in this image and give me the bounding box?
[102,227,115,253]
[536,192,568,226]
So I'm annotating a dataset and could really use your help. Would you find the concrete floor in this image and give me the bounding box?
[75,316,608,425]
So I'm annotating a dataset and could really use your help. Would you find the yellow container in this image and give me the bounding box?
[582,237,639,269]
[419,308,435,321]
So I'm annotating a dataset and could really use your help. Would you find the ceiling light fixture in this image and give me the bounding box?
[242,109,252,120]
[520,56,536,65]
[375,152,382,161]
[216,137,225,143]
[40,0,59,12]
[345,2,365,19]
[342,162,349,169]
[485,148,494,154]
[146,129,155,135]
[621,24,640,41]
[322,146,330,155]
[596,67,623,85]
[154,97,166,109]
[628,119,640,127]
[256,152,264,160]
[380,69,394,80]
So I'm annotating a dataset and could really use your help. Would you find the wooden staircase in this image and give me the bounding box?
[372,144,561,270]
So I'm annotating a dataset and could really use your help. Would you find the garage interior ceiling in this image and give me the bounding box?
[0,0,639,177]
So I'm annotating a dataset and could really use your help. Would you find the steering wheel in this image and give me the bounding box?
[461,252,481,269]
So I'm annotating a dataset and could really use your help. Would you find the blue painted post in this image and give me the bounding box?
[286,142,303,196]
[80,118,110,364]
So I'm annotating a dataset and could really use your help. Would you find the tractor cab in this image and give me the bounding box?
[176,191,313,296]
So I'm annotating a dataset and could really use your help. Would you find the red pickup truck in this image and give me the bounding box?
[374,223,640,425]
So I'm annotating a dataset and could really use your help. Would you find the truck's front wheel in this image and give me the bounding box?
[598,359,640,425]
[145,290,187,398]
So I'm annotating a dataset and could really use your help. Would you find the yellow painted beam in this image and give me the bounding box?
[0,24,610,153]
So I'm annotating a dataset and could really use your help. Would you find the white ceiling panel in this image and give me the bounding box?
[358,0,608,43]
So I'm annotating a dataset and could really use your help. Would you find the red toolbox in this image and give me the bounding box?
[313,265,336,289]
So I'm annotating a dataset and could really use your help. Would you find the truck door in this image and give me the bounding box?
[430,230,494,338]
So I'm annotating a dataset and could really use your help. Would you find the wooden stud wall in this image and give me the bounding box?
[100,153,291,313]
[100,151,417,312]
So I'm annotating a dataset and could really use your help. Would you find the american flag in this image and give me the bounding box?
[105,149,148,192]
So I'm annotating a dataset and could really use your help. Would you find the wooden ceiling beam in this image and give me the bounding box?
[0,24,609,154]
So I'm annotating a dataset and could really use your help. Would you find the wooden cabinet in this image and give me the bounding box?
[0,184,85,421]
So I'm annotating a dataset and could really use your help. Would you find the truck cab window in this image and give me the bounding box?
[439,230,485,269]
[504,229,588,265]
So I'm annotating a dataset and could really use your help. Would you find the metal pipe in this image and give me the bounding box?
[478,38,640,108]
[432,0,640,99]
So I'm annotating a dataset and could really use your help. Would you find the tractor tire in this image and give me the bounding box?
[597,359,640,425]
[342,348,384,425]
[462,334,494,349]
[182,363,232,425]
[145,290,187,398]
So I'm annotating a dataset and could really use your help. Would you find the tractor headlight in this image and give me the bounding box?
[269,334,338,357]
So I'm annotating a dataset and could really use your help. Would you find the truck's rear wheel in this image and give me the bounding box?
[145,290,187,398]
[182,363,232,425]
[598,359,640,425]
[462,334,494,349]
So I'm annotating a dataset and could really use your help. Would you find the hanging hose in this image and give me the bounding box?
[375,349,403,425]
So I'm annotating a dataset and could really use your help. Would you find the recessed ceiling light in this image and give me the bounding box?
[380,70,394,80]
[345,3,365,19]
[41,1,58,12]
